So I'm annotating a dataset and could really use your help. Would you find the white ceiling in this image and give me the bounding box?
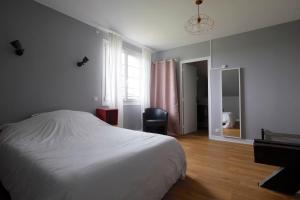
[34,0,300,51]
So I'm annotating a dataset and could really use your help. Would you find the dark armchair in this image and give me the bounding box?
[143,108,168,135]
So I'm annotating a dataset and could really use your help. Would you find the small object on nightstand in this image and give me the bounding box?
[96,108,118,126]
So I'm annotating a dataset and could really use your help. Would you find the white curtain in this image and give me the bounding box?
[140,47,151,117]
[102,32,124,127]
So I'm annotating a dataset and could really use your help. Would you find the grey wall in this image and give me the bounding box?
[212,20,300,139]
[0,0,103,124]
[123,105,142,130]
[153,20,300,139]
[223,97,240,120]
[0,0,141,129]
[222,70,239,96]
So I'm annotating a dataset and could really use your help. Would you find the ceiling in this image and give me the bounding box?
[34,0,300,51]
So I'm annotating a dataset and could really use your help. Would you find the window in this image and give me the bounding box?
[122,49,142,103]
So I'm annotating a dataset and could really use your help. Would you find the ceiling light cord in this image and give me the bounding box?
[198,4,201,23]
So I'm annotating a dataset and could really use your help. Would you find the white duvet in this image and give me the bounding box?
[0,110,186,200]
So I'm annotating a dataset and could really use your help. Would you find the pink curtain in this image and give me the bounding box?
[151,60,180,135]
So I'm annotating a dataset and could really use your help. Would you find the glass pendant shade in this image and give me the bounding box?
[185,14,214,34]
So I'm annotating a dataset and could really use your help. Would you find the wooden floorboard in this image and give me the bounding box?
[164,133,298,200]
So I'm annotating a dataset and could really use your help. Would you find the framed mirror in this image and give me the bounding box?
[221,68,241,138]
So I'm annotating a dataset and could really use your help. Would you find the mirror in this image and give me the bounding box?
[221,68,241,138]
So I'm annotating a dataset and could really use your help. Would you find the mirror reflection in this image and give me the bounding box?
[222,69,241,138]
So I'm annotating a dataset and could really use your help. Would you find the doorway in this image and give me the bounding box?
[180,57,211,136]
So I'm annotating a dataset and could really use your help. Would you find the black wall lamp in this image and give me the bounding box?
[77,56,89,67]
[10,40,24,56]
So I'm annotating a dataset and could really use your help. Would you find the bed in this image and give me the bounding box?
[0,110,186,200]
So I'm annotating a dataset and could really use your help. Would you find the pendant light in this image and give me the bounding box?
[185,0,214,34]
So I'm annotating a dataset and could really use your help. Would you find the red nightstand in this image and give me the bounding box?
[96,108,118,125]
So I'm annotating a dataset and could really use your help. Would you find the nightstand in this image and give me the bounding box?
[96,108,118,126]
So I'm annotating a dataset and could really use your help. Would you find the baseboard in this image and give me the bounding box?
[209,135,254,145]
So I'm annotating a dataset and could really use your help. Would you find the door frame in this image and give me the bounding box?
[180,57,212,138]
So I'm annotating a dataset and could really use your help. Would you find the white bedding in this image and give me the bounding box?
[222,112,235,128]
[0,110,186,200]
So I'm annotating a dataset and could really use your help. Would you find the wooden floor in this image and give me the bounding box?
[164,132,298,200]
[223,128,241,138]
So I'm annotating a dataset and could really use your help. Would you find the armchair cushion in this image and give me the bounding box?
[143,108,168,135]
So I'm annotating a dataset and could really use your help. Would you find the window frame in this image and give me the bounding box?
[122,48,142,105]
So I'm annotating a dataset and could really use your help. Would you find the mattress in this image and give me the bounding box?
[0,110,186,200]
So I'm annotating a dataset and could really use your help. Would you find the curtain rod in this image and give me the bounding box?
[154,58,178,62]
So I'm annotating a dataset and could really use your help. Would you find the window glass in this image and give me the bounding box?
[122,50,141,103]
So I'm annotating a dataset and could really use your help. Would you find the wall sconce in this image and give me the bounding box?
[10,40,24,56]
[77,56,89,67]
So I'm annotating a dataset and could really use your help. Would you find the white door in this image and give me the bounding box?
[183,64,198,134]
